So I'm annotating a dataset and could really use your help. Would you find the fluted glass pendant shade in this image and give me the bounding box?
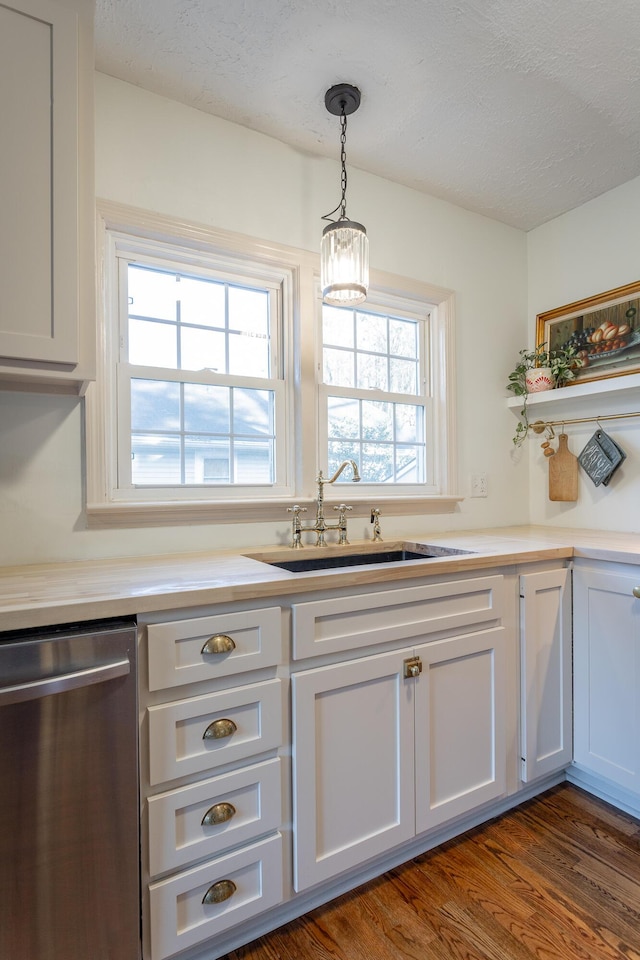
[321,218,369,306]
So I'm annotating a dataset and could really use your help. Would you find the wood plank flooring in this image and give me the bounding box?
[222,784,640,960]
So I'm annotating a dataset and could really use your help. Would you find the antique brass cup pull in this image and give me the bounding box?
[203,718,237,740]
[201,634,236,655]
[202,879,236,904]
[201,802,236,826]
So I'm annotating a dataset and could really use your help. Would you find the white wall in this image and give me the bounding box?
[0,74,529,565]
[527,175,640,532]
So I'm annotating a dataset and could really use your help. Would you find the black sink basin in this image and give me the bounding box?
[269,549,445,573]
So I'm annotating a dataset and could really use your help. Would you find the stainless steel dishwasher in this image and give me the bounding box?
[0,618,140,960]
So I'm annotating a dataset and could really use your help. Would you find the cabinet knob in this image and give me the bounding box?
[203,718,237,740]
[403,656,423,679]
[201,634,236,655]
[633,587,640,599]
[201,802,236,826]
[202,879,237,905]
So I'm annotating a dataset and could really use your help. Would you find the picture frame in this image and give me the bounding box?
[536,280,640,385]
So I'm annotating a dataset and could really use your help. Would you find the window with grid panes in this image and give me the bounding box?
[115,253,288,496]
[319,300,430,486]
[87,206,455,521]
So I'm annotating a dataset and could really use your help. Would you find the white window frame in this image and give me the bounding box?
[114,252,288,498]
[317,288,438,496]
[86,202,460,526]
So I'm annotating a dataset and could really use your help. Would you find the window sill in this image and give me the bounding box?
[85,495,464,528]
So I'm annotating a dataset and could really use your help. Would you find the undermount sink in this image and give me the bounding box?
[258,543,473,573]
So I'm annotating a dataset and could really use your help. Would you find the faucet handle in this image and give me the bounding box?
[370,507,383,542]
[334,504,353,546]
[288,505,307,549]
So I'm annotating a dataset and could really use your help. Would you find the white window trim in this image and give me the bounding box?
[112,246,290,499]
[85,201,461,527]
[318,286,436,496]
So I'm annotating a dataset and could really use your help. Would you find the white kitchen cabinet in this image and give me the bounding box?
[291,577,508,891]
[146,606,282,691]
[292,575,504,660]
[573,562,640,796]
[147,678,283,786]
[138,562,571,955]
[292,649,415,890]
[414,628,507,832]
[0,0,94,392]
[140,606,285,960]
[519,567,572,782]
[149,835,283,960]
[147,759,282,877]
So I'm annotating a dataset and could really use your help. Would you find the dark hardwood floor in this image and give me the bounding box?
[222,784,640,960]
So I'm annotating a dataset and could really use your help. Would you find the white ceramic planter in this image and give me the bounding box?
[525,367,554,393]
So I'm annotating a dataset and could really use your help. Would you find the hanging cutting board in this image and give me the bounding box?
[548,433,578,501]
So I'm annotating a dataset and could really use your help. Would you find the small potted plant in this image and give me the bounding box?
[506,343,582,446]
[548,345,583,388]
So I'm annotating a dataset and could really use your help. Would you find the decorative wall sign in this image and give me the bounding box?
[536,280,640,384]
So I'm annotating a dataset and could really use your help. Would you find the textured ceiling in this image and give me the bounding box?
[95,0,640,231]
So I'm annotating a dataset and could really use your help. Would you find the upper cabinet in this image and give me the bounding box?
[0,0,95,393]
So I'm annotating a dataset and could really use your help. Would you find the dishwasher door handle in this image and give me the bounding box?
[0,658,131,706]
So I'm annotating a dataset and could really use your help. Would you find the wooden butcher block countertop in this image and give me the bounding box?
[0,525,639,632]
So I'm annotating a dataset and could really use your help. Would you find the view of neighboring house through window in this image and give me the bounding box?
[121,262,281,489]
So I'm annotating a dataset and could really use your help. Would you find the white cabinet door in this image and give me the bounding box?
[0,0,94,389]
[414,628,507,832]
[574,565,640,794]
[520,567,572,782]
[292,629,509,889]
[292,650,415,891]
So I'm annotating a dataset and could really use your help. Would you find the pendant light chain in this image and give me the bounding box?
[339,110,348,220]
[322,106,350,223]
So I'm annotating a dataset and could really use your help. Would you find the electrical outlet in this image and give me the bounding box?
[470,474,488,498]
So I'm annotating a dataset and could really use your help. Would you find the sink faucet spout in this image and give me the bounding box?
[324,459,361,485]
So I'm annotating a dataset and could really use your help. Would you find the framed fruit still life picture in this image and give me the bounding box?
[536,280,640,385]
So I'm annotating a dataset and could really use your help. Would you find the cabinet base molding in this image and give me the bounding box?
[566,764,640,820]
[170,772,567,960]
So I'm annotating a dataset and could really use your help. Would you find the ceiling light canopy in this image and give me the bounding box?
[320,83,369,307]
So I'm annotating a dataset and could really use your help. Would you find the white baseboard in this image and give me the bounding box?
[566,763,640,820]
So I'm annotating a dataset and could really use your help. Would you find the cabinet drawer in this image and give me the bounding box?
[148,679,283,786]
[147,607,282,691]
[148,758,282,877]
[292,576,504,659]
[148,833,283,960]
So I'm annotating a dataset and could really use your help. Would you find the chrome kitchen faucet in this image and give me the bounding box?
[288,460,361,547]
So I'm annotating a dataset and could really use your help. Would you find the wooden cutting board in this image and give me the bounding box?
[548,433,578,501]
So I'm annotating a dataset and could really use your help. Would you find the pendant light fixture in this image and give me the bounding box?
[320,83,369,306]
